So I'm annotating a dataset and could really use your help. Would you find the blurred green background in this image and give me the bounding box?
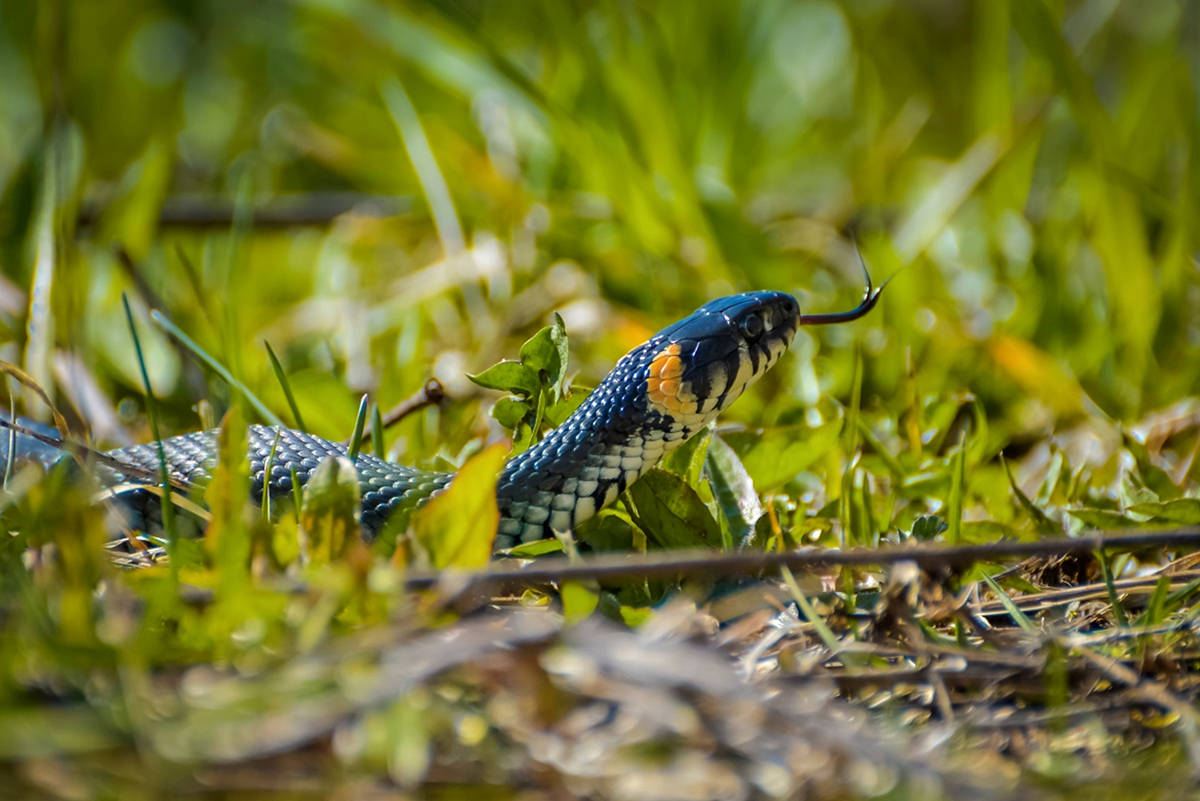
[0,0,1196,490]
[1,3,1200,794]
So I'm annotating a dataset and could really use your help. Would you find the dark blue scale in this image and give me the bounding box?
[87,427,454,542]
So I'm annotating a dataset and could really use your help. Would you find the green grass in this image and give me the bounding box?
[0,0,1198,798]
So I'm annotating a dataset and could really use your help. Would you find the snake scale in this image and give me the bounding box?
[1,287,879,553]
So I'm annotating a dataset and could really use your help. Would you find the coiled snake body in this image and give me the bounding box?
[2,289,877,552]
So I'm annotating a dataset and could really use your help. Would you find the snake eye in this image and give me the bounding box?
[739,313,764,340]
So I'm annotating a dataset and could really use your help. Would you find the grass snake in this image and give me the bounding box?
[1,288,878,553]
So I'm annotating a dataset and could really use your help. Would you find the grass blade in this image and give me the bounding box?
[381,77,465,256]
[371,401,386,460]
[23,134,58,418]
[347,394,369,462]
[264,340,306,432]
[947,432,967,544]
[262,429,282,521]
[781,566,842,653]
[290,465,304,519]
[151,310,283,427]
[122,294,178,584]
[839,342,864,547]
[1097,550,1129,627]
[981,572,1037,633]
[4,393,16,489]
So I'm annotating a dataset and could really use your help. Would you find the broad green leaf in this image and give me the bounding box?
[619,605,653,627]
[1128,499,1200,525]
[491,397,531,429]
[299,456,361,565]
[661,424,712,488]
[720,418,843,491]
[1065,508,1140,529]
[562,581,600,623]
[705,434,761,548]
[468,361,539,397]
[575,508,638,553]
[504,538,564,558]
[410,443,507,569]
[626,468,721,549]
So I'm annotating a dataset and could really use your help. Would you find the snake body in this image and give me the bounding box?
[2,290,833,552]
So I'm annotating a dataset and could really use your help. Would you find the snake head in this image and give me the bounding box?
[644,290,800,426]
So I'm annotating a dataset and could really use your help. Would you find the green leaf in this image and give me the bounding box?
[543,385,590,427]
[1065,508,1140,529]
[661,425,712,488]
[468,361,540,397]
[626,469,722,549]
[562,581,600,623]
[1122,431,1182,501]
[720,417,843,491]
[619,605,653,627]
[410,443,507,569]
[503,538,564,558]
[519,313,570,401]
[910,515,947,541]
[491,396,532,429]
[705,434,761,548]
[575,508,638,553]
[1128,499,1200,525]
[299,456,362,565]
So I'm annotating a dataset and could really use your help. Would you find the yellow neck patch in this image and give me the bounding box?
[646,343,701,417]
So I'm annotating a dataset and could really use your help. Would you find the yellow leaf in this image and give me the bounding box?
[561,581,599,623]
[410,443,507,569]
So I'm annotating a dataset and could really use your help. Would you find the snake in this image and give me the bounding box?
[0,286,879,553]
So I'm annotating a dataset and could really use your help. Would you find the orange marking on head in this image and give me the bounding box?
[648,343,708,418]
[649,344,682,380]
